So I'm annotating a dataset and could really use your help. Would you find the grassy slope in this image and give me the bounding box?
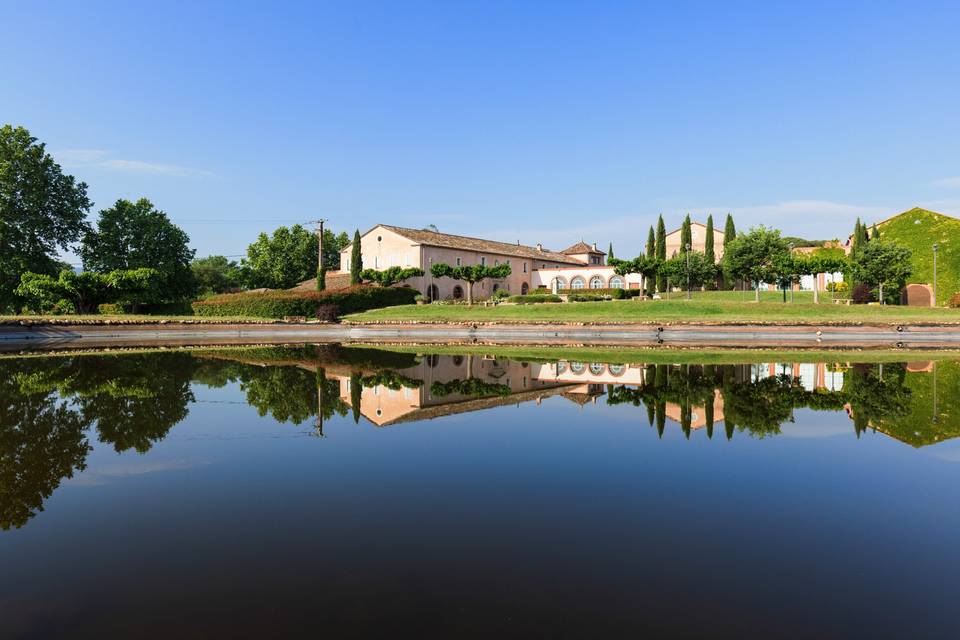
[344,297,960,324]
[876,207,960,306]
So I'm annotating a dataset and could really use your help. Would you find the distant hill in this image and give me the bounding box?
[873,207,960,306]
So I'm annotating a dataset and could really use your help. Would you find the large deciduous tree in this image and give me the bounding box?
[429,263,511,304]
[0,125,92,310]
[659,251,717,293]
[722,226,790,302]
[81,198,195,301]
[191,255,242,295]
[851,240,912,304]
[610,256,658,297]
[242,224,317,290]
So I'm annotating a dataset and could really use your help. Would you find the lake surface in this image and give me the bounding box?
[2,345,959,638]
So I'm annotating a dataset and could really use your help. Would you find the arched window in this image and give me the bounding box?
[552,277,567,292]
[570,277,585,290]
[609,275,624,289]
[589,276,605,289]
[570,362,586,374]
[555,362,567,375]
[608,364,625,376]
[452,285,463,299]
[492,283,499,292]
[521,282,529,294]
[427,284,439,301]
[589,363,605,375]
[452,355,464,366]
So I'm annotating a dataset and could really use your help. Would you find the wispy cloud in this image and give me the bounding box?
[933,176,960,189]
[54,148,210,177]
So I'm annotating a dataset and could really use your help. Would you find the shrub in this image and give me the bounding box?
[567,292,623,302]
[97,303,126,315]
[492,288,511,300]
[51,299,75,315]
[826,281,848,293]
[851,283,874,304]
[192,285,418,318]
[506,294,562,304]
[315,304,339,322]
[949,293,960,308]
[559,287,626,299]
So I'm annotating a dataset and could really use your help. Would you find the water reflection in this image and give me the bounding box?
[1,346,957,530]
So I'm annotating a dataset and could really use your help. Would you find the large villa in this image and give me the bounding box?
[339,222,840,300]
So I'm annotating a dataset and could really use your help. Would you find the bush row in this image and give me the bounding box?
[192,285,418,318]
[506,294,562,304]
[558,287,627,298]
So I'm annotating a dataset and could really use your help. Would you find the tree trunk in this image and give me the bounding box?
[813,274,819,304]
[755,282,760,302]
[466,281,474,305]
[879,282,884,305]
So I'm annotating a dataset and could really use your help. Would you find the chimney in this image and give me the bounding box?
[536,243,543,252]
[592,242,598,251]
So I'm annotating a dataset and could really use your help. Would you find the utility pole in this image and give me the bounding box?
[933,243,939,307]
[308,218,327,289]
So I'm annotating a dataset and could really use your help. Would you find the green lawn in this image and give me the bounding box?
[345,297,960,324]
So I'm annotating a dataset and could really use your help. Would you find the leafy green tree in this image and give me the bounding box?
[191,255,242,294]
[680,214,692,251]
[16,268,162,313]
[794,247,848,303]
[350,229,363,285]
[0,125,92,310]
[321,229,350,271]
[851,240,912,304]
[360,266,424,287]
[81,198,195,301]
[722,226,790,302]
[655,215,667,292]
[659,251,717,292]
[242,224,317,290]
[429,263,511,304]
[610,256,658,296]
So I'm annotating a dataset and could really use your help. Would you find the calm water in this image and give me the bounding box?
[2,345,959,638]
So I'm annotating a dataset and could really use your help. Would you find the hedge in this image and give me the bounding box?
[506,294,562,304]
[192,285,418,318]
[559,287,626,299]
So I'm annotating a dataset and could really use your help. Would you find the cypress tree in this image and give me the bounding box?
[870,225,880,240]
[655,215,666,292]
[680,214,692,252]
[350,372,362,423]
[851,219,864,256]
[704,214,715,263]
[646,226,655,258]
[704,215,716,289]
[350,229,362,285]
[608,242,614,260]
[723,213,736,289]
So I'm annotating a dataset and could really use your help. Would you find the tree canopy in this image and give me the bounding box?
[722,226,790,301]
[851,240,912,303]
[191,255,242,295]
[360,266,424,287]
[430,263,510,304]
[81,198,195,301]
[0,125,92,310]
[242,224,317,290]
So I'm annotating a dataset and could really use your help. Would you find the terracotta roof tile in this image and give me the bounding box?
[560,241,604,255]
[379,224,584,265]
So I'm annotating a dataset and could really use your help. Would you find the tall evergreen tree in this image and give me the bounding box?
[646,226,656,258]
[851,218,864,257]
[607,242,614,261]
[870,225,880,240]
[349,229,362,285]
[704,215,715,263]
[704,214,716,289]
[655,215,667,292]
[680,214,692,252]
[723,213,737,289]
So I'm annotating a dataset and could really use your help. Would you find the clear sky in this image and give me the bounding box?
[3,0,959,261]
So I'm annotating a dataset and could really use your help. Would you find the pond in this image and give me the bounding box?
[2,345,959,638]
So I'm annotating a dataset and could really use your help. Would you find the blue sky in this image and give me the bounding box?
[3,0,959,261]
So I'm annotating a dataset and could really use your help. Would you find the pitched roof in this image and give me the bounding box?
[376,224,584,265]
[561,241,605,255]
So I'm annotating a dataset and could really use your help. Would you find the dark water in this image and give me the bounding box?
[2,345,959,639]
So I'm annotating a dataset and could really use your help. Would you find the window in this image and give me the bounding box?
[456,257,461,266]
[591,256,601,265]
[552,277,567,291]
[374,256,379,268]
[570,362,586,374]
[494,259,499,266]
[609,276,624,289]
[452,285,463,299]
[523,262,527,273]
[556,362,567,374]
[589,276,604,289]
[608,364,625,376]
[481,256,486,266]
[492,283,500,293]
[590,363,605,375]
[570,277,585,289]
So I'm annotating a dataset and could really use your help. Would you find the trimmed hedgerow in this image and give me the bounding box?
[192,285,418,318]
[506,294,562,304]
[559,287,626,299]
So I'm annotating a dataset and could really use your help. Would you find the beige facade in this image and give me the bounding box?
[665,222,726,260]
[339,225,585,300]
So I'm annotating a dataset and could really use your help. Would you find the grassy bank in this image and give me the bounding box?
[0,315,291,325]
[344,298,960,325]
